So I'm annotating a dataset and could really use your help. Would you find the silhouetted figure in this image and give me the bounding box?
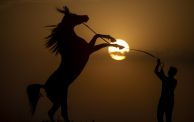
[155,59,177,122]
[27,6,122,122]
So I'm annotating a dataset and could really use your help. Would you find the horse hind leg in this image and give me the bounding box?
[48,102,60,122]
[61,95,70,122]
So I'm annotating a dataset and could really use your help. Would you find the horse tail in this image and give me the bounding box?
[27,84,44,114]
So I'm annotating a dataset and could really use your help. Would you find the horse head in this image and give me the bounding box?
[57,6,89,27]
[46,6,89,54]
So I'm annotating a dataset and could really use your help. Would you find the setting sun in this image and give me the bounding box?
[108,39,129,60]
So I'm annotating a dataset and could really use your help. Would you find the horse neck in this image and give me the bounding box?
[57,24,77,68]
[60,23,76,36]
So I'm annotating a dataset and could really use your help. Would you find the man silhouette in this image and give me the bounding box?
[154,59,177,122]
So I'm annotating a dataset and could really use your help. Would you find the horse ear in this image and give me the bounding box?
[57,8,64,13]
[56,6,70,15]
[64,6,70,15]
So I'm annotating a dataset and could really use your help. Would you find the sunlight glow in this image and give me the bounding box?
[108,39,129,60]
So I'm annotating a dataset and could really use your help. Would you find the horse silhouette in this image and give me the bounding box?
[27,6,122,122]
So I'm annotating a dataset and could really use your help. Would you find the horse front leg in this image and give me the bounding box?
[90,43,124,54]
[88,34,116,47]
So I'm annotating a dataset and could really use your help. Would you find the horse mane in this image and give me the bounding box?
[45,7,68,55]
[45,24,61,55]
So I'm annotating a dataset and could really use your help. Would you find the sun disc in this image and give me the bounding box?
[108,39,129,60]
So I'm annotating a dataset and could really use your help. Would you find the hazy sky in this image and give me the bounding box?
[0,0,194,121]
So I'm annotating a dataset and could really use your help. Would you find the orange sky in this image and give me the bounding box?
[0,0,194,121]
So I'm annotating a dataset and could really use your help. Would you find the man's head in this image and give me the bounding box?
[168,66,177,77]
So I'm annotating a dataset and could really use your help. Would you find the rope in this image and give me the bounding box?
[83,23,110,44]
[130,49,158,59]
[83,23,158,59]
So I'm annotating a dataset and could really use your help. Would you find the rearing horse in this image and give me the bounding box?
[27,6,121,122]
